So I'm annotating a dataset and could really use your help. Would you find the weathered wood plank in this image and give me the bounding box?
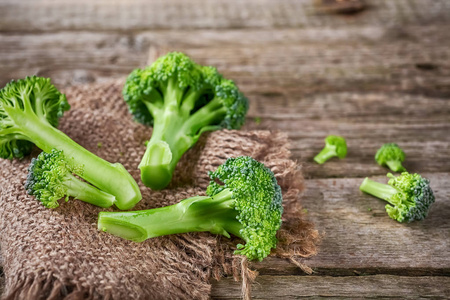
[2,25,450,97]
[210,275,450,299]
[0,0,449,32]
[0,32,150,87]
[246,92,450,178]
[295,173,449,271]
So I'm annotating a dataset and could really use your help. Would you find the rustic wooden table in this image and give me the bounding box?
[1,0,449,298]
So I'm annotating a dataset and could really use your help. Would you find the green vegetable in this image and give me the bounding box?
[123,52,249,190]
[359,172,435,222]
[0,76,141,210]
[26,149,115,208]
[313,135,347,164]
[375,143,406,172]
[98,156,283,261]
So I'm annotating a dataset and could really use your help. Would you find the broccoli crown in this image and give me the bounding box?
[385,172,435,222]
[0,76,70,159]
[25,149,82,208]
[325,135,347,158]
[123,51,248,129]
[375,143,405,165]
[206,156,283,261]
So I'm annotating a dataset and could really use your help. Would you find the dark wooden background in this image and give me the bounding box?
[1,0,449,298]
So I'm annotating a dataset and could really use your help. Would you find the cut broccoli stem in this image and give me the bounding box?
[313,145,337,164]
[359,177,398,205]
[64,173,116,208]
[6,106,141,210]
[98,189,241,242]
[386,160,406,173]
[139,140,174,190]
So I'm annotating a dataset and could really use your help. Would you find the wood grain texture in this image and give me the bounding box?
[0,0,449,32]
[211,275,450,299]
[246,174,450,278]
[2,25,450,97]
[263,174,449,272]
[246,93,450,178]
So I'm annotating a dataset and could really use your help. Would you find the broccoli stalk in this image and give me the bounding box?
[313,135,347,164]
[97,191,240,241]
[123,52,248,190]
[0,77,141,210]
[359,172,435,222]
[98,156,283,261]
[26,149,116,208]
[375,143,406,172]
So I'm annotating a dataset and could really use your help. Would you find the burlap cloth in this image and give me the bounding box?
[0,81,319,300]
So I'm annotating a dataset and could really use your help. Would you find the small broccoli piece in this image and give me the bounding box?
[123,52,249,190]
[375,143,406,172]
[98,156,283,261]
[359,172,435,222]
[313,135,347,164]
[26,149,116,208]
[0,76,141,210]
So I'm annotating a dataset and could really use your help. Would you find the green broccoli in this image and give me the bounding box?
[359,172,435,222]
[313,135,347,164]
[0,76,141,210]
[123,52,249,190]
[375,143,406,172]
[98,156,283,261]
[26,149,116,208]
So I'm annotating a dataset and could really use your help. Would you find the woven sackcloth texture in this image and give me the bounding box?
[0,81,319,300]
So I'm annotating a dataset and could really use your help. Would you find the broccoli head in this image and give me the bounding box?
[98,156,283,261]
[0,76,141,210]
[26,149,116,208]
[359,172,435,222]
[123,52,249,190]
[313,135,347,164]
[375,143,406,172]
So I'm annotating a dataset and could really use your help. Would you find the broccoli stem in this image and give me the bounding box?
[140,94,229,190]
[139,90,216,190]
[139,95,193,189]
[313,145,337,164]
[359,177,398,204]
[7,107,141,210]
[98,189,242,242]
[386,160,406,173]
[64,173,116,208]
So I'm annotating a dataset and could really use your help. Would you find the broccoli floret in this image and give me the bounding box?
[0,76,141,210]
[359,172,435,222]
[123,52,249,190]
[313,135,347,164]
[26,149,116,208]
[375,143,406,172]
[98,156,283,261]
